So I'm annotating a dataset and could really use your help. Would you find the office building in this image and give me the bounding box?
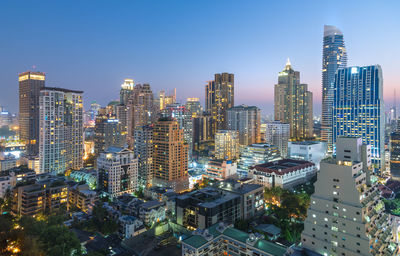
[205,159,237,181]
[193,115,213,151]
[97,147,138,198]
[133,125,153,187]
[249,159,316,189]
[288,141,327,169]
[18,71,45,156]
[39,87,83,174]
[214,130,239,160]
[152,118,189,192]
[274,60,313,139]
[162,103,193,159]
[94,111,125,157]
[127,84,155,148]
[185,98,202,118]
[205,73,234,136]
[321,25,347,152]
[237,143,282,177]
[265,121,290,157]
[301,137,397,255]
[181,222,287,256]
[227,105,261,146]
[333,65,385,171]
[11,178,68,216]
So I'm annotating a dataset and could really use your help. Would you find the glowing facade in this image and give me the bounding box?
[214,130,239,160]
[227,105,261,146]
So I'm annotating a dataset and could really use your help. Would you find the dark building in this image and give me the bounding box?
[391,128,400,180]
[18,71,45,156]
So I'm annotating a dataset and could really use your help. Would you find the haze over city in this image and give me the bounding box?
[1,0,399,115]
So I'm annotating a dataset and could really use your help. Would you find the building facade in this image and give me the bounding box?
[152,118,189,192]
[185,98,202,118]
[214,130,239,160]
[301,137,397,255]
[264,121,290,158]
[133,125,153,187]
[205,73,234,136]
[391,127,400,180]
[94,111,125,157]
[333,65,385,172]
[288,141,327,169]
[205,160,237,181]
[227,105,261,146]
[274,60,313,139]
[19,71,45,156]
[97,147,138,198]
[39,87,83,174]
[321,25,347,152]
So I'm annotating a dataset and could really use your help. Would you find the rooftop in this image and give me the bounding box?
[41,86,83,94]
[250,159,314,175]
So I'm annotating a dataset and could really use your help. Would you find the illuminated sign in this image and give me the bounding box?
[107,119,119,123]
[18,73,45,81]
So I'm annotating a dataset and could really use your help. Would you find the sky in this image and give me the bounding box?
[0,0,399,117]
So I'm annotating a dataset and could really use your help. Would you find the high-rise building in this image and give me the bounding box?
[265,121,290,157]
[333,65,385,171]
[39,87,83,174]
[152,118,188,192]
[301,137,397,255]
[97,147,138,198]
[192,115,213,151]
[162,103,193,159]
[127,84,155,148]
[214,130,239,160]
[94,110,125,157]
[185,98,202,118]
[237,143,282,177]
[120,79,134,106]
[205,73,234,136]
[134,125,153,187]
[274,60,313,139]
[390,121,400,180]
[227,105,261,146]
[159,88,176,110]
[321,25,347,152]
[18,71,45,156]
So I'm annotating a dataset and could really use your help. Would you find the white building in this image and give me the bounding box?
[249,159,316,189]
[118,215,145,239]
[288,141,327,169]
[0,154,17,172]
[138,200,166,226]
[97,147,138,198]
[39,87,83,174]
[265,121,289,157]
[301,137,398,255]
[205,159,237,181]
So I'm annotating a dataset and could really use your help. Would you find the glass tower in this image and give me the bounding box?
[332,65,385,173]
[321,25,347,152]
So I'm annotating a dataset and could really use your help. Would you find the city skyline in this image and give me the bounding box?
[1,0,399,115]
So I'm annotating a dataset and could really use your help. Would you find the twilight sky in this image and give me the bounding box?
[0,0,399,117]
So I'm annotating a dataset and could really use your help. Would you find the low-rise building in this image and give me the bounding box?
[118,215,146,239]
[204,159,237,181]
[68,183,98,213]
[288,141,327,169]
[11,178,68,216]
[69,169,97,190]
[249,159,316,189]
[138,200,166,226]
[0,153,17,172]
[0,167,36,198]
[181,222,287,256]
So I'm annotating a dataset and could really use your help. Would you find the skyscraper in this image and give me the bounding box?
[19,71,45,156]
[185,98,202,118]
[227,105,261,146]
[321,25,347,152]
[274,60,313,139]
[120,79,134,106]
[94,110,125,157]
[333,65,384,172]
[159,88,176,110]
[152,118,188,192]
[127,83,155,148]
[214,130,239,160]
[264,121,290,157]
[205,73,234,136]
[134,125,153,187]
[301,137,397,255]
[39,87,83,174]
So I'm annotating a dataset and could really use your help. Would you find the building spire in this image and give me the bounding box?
[284,58,292,70]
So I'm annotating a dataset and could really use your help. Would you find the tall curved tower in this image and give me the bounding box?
[321,25,347,152]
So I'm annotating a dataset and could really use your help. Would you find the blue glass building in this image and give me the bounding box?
[321,25,347,152]
[333,65,384,172]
